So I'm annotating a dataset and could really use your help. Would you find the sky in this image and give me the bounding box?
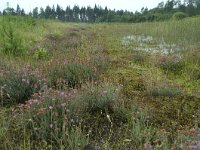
[0,0,166,13]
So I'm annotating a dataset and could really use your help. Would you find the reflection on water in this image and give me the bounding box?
[122,35,181,55]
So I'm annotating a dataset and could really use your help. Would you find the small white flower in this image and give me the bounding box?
[103,91,107,94]
[49,106,53,109]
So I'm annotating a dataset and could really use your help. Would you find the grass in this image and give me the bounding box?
[0,15,200,149]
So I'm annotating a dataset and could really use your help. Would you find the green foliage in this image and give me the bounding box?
[172,12,188,20]
[150,96,200,128]
[109,68,145,98]
[0,16,25,56]
[73,83,120,113]
[129,109,158,149]
[0,74,41,106]
[48,62,96,89]
[33,48,49,60]
[150,86,181,97]
[24,97,89,149]
[93,55,110,73]
[132,53,146,64]
[157,55,185,74]
[0,108,8,148]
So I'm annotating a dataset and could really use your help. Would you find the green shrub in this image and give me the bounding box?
[150,86,181,97]
[129,109,157,149]
[25,97,88,149]
[73,83,120,113]
[172,12,188,20]
[132,53,146,64]
[157,55,184,74]
[0,16,25,56]
[33,48,49,60]
[93,55,110,73]
[0,74,41,106]
[49,62,96,89]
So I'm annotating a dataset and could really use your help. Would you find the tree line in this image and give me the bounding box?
[1,0,200,22]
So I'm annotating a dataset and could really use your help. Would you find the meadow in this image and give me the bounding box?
[0,15,200,149]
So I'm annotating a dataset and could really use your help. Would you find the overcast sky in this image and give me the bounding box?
[0,0,166,12]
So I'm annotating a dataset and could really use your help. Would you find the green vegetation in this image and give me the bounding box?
[0,14,200,149]
[48,62,96,89]
[0,73,42,106]
[172,12,188,20]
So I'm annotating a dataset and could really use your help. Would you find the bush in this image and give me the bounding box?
[132,53,146,64]
[172,12,188,20]
[23,97,89,149]
[157,55,184,74]
[0,16,25,56]
[49,62,96,89]
[93,55,110,73]
[73,83,120,113]
[129,109,158,149]
[0,74,42,106]
[149,86,181,97]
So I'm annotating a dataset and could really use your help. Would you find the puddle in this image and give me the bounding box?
[122,35,181,55]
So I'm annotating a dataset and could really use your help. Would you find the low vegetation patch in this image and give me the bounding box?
[0,73,42,106]
[72,83,121,113]
[157,55,185,74]
[48,62,97,89]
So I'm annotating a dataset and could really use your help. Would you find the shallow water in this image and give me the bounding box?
[122,35,181,55]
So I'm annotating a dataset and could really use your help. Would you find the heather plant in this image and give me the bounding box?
[24,94,89,149]
[157,55,185,74]
[129,108,158,149]
[72,83,121,113]
[132,52,146,64]
[48,62,96,89]
[149,86,181,97]
[0,73,42,106]
[92,54,111,73]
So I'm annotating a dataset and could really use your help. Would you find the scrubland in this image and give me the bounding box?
[0,16,200,149]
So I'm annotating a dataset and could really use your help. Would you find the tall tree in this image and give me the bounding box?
[186,0,196,15]
[16,4,21,15]
[86,6,95,22]
[165,0,176,11]
[33,7,38,18]
[51,5,56,19]
[39,7,45,18]
[45,5,52,19]
[56,5,65,21]
[21,9,25,16]
[73,5,80,22]
[80,7,86,22]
